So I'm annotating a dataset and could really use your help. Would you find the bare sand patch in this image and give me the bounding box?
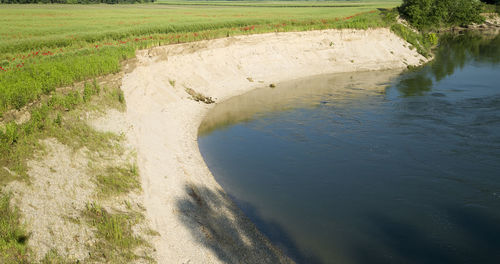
[7,139,95,261]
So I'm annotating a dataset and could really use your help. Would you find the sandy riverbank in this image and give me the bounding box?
[120,28,428,263]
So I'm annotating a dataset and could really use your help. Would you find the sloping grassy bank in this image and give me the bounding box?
[0,3,400,116]
[0,73,157,262]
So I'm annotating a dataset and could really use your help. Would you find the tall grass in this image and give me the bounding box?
[0,46,134,113]
[0,3,398,116]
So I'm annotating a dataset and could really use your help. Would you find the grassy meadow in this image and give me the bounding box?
[0,1,402,115]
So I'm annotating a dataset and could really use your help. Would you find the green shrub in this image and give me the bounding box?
[426,33,439,46]
[399,0,485,30]
[382,8,399,24]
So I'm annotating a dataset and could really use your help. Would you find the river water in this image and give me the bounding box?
[198,32,500,264]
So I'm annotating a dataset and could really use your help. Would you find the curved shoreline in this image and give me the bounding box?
[120,29,428,263]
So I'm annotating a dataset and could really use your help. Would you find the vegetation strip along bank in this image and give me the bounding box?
[0,3,400,115]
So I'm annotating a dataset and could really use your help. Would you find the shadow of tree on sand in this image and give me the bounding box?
[175,184,320,264]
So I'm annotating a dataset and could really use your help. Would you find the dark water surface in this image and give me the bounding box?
[198,33,500,264]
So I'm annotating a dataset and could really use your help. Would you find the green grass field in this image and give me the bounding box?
[156,0,401,7]
[0,1,401,115]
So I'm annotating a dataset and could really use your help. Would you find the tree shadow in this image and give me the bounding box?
[175,183,320,264]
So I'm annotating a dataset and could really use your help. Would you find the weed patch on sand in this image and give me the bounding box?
[0,193,29,264]
[96,165,140,199]
[84,202,154,263]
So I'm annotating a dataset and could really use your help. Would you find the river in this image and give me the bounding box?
[198,32,500,264]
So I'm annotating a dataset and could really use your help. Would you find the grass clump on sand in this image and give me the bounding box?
[40,249,74,264]
[96,165,141,198]
[0,193,29,264]
[84,202,152,263]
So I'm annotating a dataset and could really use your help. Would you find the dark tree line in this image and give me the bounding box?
[0,0,155,3]
[398,0,493,30]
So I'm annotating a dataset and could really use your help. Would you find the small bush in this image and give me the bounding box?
[382,8,399,24]
[426,33,439,46]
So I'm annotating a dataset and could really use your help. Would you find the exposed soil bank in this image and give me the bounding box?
[121,29,428,263]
